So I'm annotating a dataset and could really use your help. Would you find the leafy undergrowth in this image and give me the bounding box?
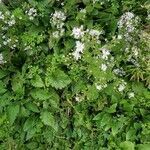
[0,0,150,149]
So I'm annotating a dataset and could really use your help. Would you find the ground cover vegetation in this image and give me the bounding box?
[0,0,150,149]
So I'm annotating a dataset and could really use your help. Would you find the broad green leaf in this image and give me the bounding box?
[40,111,57,131]
[25,102,39,113]
[31,74,44,88]
[7,104,19,125]
[45,69,71,89]
[30,88,51,100]
[120,141,135,150]
[11,72,24,95]
[23,118,35,132]
[137,144,150,150]
[106,103,117,113]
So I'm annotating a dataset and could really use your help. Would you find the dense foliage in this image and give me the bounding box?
[0,0,150,149]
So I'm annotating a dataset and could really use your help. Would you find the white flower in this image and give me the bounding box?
[72,25,84,39]
[52,10,66,21]
[88,29,102,39]
[117,35,122,39]
[113,68,126,76]
[8,19,16,26]
[95,83,102,90]
[101,64,107,71]
[0,53,4,64]
[128,92,135,99]
[101,48,110,60]
[118,81,127,92]
[26,8,37,20]
[80,9,86,13]
[3,41,7,45]
[52,31,59,38]
[0,11,4,20]
[72,41,84,60]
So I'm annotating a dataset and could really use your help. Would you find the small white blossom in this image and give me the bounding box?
[71,25,84,39]
[101,64,107,71]
[80,9,86,13]
[72,41,84,60]
[128,92,135,99]
[95,83,102,90]
[52,31,59,38]
[3,41,7,45]
[7,19,16,26]
[113,68,126,76]
[117,35,122,39]
[0,11,4,20]
[101,48,110,60]
[26,8,37,20]
[0,53,4,64]
[88,29,103,40]
[52,10,66,21]
[118,81,127,92]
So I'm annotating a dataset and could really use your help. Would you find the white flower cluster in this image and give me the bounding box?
[113,68,126,76]
[118,12,140,41]
[98,48,111,72]
[51,10,66,28]
[0,53,4,64]
[87,29,103,40]
[71,26,103,60]
[25,8,37,20]
[72,41,85,60]
[128,92,135,99]
[7,15,16,26]
[118,80,127,92]
[2,35,11,46]
[1,35,18,49]
[0,11,16,30]
[101,48,110,60]
[50,10,66,38]
[71,25,84,39]
[95,83,107,91]
[101,64,107,71]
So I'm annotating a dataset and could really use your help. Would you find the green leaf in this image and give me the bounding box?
[40,111,57,131]
[25,102,39,113]
[30,88,51,100]
[11,72,24,95]
[23,118,35,132]
[106,103,117,113]
[137,144,150,150]
[31,74,44,88]
[120,141,135,150]
[0,81,7,94]
[7,104,20,125]
[0,70,7,79]
[45,69,71,89]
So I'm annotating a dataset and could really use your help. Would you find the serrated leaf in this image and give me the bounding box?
[31,74,44,87]
[23,118,35,132]
[25,102,39,113]
[7,104,19,125]
[40,111,57,131]
[11,72,24,95]
[30,88,51,100]
[45,69,71,89]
